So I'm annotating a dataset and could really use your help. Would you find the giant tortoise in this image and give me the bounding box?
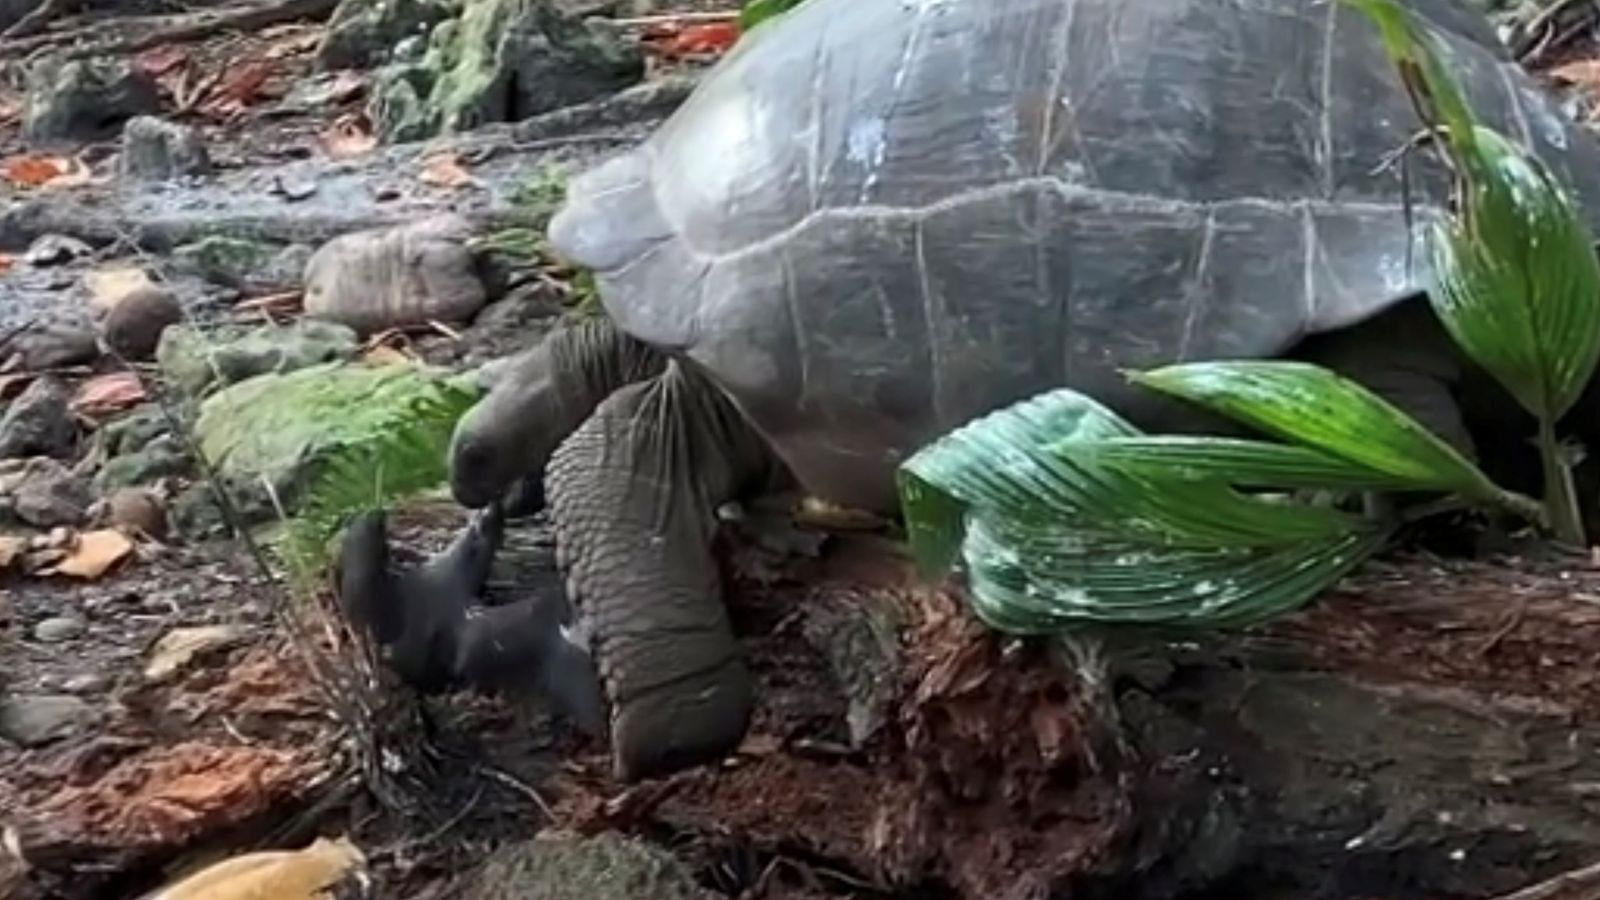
[446,0,1600,781]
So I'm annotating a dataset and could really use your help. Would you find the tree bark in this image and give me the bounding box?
[562,536,1600,900]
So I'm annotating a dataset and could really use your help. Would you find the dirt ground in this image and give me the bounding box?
[7,2,1600,900]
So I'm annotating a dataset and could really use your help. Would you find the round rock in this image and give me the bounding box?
[101,285,183,360]
[33,615,86,643]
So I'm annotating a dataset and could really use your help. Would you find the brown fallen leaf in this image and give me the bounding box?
[204,59,279,116]
[1550,59,1600,92]
[0,534,25,569]
[2,155,71,188]
[321,112,376,160]
[83,265,156,312]
[361,344,412,367]
[71,372,147,418]
[44,529,134,580]
[418,152,482,189]
[133,44,191,79]
[261,24,322,59]
[143,834,366,900]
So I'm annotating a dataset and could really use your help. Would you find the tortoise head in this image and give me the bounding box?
[448,348,563,510]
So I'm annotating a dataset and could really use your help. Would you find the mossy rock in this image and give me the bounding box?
[193,360,477,516]
[370,0,643,142]
[170,236,313,291]
[317,0,459,70]
[156,320,360,397]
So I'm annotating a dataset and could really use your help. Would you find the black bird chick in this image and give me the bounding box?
[335,501,606,736]
[336,501,505,694]
[452,592,607,738]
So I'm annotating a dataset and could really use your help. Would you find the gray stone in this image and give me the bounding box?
[169,477,275,539]
[5,458,94,528]
[456,832,717,900]
[24,233,93,267]
[23,56,162,145]
[0,376,78,461]
[100,285,183,360]
[0,694,98,747]
[96,434,191,492]
[302,214,487,334]
[119,115,212,181]
[7,321,99,370]
[170,236,311,292]
[33,615,86,643]
[61,672,110,693]
[155,319,360,397]
[101,406,169,456]
[317,0,455,70]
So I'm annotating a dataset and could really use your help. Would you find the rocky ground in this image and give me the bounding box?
[7,1,1600,899]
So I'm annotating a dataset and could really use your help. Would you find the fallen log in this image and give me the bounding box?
[535,533,1600,900]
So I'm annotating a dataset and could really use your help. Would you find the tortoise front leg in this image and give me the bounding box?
[544,359,777,781]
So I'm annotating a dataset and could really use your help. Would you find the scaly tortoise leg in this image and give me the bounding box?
[544,359,777,781]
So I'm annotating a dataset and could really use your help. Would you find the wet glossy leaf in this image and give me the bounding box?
[960,516,1390,633]
[1129,361,1501,501]
[1426,127,1600,423]
[896,387,1394,632]
[1059,436,1438,490]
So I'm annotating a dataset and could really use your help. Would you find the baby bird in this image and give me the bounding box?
[334,501,605,736]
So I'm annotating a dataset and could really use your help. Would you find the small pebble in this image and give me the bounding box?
[33,615,86,643]
[100,285,183,360]
[103,487,169,540]
[60,673,108,693]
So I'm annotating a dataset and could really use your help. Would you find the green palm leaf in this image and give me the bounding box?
[1128,361,1503,501]
[1427,128,1600,424]
[897,387,1397,632]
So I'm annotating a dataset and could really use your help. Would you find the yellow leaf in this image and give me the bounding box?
[0,534,24,569]
[44,529,133,580]
[143,625,246,682]
[84,266,157,312]
[360,344,411,367]
[418,152,482,189]
[320,113,376,160]
[143,835,366,900]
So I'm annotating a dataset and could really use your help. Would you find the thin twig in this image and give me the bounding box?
[608,11,740,26]
[1490,858,1600,900]
[0,0,71,41]
[0,0,337,61]
[474,763,557,822]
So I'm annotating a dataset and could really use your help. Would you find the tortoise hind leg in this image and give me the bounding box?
[544,359,777,781]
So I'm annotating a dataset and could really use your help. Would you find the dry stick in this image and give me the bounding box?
[0,0,337,60]
[0,0,72,41]
[1489,858,1600,900]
